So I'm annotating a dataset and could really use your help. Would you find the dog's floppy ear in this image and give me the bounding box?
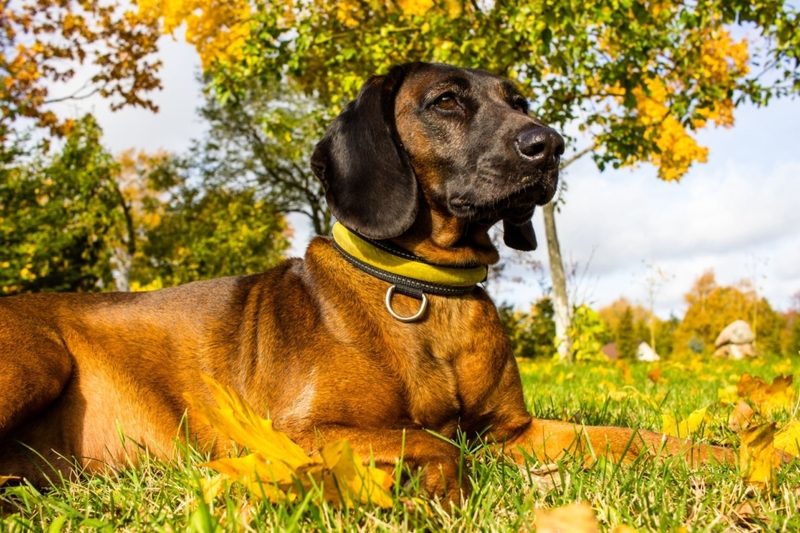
[311,66,417,239]
[503,209,537,251]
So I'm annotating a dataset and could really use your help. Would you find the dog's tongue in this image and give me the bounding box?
[502,218,537,251]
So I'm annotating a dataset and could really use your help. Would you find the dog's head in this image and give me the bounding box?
[311,62,563,265]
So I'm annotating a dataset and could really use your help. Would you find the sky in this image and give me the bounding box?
[57,35,800,318]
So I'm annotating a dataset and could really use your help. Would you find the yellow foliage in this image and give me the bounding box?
[184,375,393,508]
[137,0,254,68]
[661,406,710,439]
[628,29,748,182]
[398,0,434,17]
[739,422,777,490]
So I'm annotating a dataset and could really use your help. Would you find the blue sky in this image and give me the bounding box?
[58,36,800,318]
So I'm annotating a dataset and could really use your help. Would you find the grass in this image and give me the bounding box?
[2,355,800,532]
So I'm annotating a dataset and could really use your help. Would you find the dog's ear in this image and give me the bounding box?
[311,66,417,239]
[503,212,537,251]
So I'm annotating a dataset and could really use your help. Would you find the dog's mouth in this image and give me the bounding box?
[448,169,558,221]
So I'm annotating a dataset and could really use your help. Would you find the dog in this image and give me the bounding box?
[0,62,727,500]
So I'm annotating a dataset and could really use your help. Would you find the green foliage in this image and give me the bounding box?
[195,78,331,236]
[0,116,290,295]
[135,183,289,288]
[654,314,680,358]
[0,116,123,294]
[616,307,637,360]
[208,0,800,179]
[499,297,556,359]
[789,316,800,358]
[567,304,609,362]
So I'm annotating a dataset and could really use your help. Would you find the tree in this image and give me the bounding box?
[134,183,290,289]
[0,115,123,293]
[141,0,800,358]
[672,270,783,358]
[1,0,161,152]
[110,148,291,290]
[498,297,557,359]
[193,78,331,236]
[616,307,637,360]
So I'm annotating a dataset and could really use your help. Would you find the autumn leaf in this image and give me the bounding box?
[774,421,800,457]
[0,475,19,487]
[184,375,393,508]
[646,368,662,385]
[532,502,599,533]
[662,407,710,439]
[739,422,777,490]
[737,373,795,416]
[728,401,755,433]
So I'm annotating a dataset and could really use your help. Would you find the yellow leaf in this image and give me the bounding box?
[185,375,393,508]
[662,406,709,438]
[533,502,599,533]
[774,421,800,457]
[739,422,777,490]
[0,475,19,486]
[737,373,795,416]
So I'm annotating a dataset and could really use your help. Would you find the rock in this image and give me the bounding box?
[637,341,660,362]
[714,343,756,360]
[715,320,754,348]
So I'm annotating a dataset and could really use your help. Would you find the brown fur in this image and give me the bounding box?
[0,64,729,500]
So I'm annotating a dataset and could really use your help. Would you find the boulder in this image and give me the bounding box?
[713,320,757,359]
[637,341,660,362]
[714,320,754,348]
[714,343,756,360]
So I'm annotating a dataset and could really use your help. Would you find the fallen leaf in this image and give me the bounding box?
[532,502,599,533]
[739,422,777,490]
[0,475,19,487]
[774,420,800,457]
[646,368,662,384]
[185,375,393,508]
[728,401,755,432]
[737,373,795,416]
[662,406,709,439]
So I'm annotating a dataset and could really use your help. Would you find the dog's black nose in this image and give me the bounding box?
[515,127,565,168]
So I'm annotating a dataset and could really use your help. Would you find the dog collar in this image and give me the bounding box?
[331,222,487,321]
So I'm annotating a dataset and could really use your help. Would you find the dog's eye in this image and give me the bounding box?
[433,93,460,111]
[511,98,528,114]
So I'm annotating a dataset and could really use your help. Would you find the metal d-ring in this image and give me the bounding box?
[385,285,428,322]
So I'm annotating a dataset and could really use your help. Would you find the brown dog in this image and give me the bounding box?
[0,62,725,498]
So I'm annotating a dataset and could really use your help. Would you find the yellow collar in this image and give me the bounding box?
[331,222,487,289]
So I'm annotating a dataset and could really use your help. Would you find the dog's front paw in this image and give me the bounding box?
[413,455,469,506]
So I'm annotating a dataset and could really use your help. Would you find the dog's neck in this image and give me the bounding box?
[390,200,500,267]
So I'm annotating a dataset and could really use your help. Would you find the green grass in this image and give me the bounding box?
[3,356,800,532]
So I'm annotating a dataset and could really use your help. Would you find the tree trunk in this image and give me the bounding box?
[542,202,571,361]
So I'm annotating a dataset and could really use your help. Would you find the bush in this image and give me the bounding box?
[498,297,556,359]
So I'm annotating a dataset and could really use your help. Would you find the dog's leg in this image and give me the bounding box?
[299,426,466,502]
[477,355,734,468]
[499,418,734,466]
[0,308,73,440]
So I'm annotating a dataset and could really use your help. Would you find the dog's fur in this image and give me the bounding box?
[0,63,727,499]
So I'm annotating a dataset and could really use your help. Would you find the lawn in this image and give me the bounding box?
[2,356,799,532]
